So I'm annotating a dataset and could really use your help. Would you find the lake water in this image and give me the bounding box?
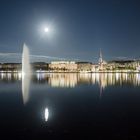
[0,72,140,139]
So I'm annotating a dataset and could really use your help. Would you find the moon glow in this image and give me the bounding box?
[44,27,49,33]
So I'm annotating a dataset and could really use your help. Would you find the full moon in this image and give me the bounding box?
[44,27,49,33]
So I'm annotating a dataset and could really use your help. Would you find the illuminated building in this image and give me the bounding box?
[49,61,77,72]
[77,62,92,72]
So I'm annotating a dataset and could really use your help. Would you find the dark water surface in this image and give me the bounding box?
[0,73,140,139]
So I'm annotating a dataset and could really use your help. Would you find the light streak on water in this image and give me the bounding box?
[45,108,49,122]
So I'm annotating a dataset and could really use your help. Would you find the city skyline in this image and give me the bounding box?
[0,0,140,62]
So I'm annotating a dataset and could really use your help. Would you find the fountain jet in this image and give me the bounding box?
[22,43,31,105]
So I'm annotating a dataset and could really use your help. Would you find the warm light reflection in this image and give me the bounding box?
[18,72,22,80]
[47,73,78,88]
[45,108,49,122]
[1,72,140,88]
[33,73,140,89]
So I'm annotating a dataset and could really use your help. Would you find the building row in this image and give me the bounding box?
[0,60,140,72]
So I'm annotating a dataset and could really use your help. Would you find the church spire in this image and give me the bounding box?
[99,48,103,64]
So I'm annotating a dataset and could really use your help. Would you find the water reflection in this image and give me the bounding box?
[45,108,49,122]
[48,73,78,87]
[0,72,21,81]
[1,72,140,126]
[33,72,140,87]
[1,72,140,88]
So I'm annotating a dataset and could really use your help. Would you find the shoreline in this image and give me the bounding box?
[0,71,140,73]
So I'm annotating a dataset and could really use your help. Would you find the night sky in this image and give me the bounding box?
[0,0,140,62]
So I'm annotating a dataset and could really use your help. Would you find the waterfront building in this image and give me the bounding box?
[49,61,77,72]
[107,60,137,72]
[77,62,92,72]
[0,63,21,71]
